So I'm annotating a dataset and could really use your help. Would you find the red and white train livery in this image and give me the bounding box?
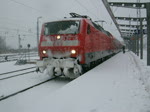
[36,13,122,79]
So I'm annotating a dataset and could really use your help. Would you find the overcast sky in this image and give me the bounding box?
[0,0,149,49]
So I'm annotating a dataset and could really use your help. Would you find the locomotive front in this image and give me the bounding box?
[36,19,83,79]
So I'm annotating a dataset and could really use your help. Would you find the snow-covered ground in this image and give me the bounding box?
[0,61,35,74]
[0,51,150,112]
[0,60,70,97]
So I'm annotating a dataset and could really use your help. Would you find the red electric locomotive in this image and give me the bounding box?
[36,13,122,79]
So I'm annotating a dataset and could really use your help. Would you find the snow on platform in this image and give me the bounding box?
[0,51,150,112]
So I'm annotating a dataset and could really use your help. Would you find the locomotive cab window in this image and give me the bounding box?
[105,31,111,37]
[92,22,104,32]
[87,25,91,34]
[44,20,80,35]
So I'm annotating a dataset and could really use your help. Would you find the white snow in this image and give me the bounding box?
[0,51,150,112]
[0,61,35,74]
[58,24,79,34]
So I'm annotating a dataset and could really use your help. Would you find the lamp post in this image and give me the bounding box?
[37,16,42,55]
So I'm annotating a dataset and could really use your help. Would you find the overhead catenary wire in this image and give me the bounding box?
[74,0,101,21]
[0,19,35,31]
[87,0,101,20]
[9,0,41,13]
[88,0,109,27]
[9,0,61,20]
[0,2,38,37]
[0,28,36,35]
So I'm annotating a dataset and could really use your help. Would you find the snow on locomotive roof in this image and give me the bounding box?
[44,17,86,24]
[62,17,83,21]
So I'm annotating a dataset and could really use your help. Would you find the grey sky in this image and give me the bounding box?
[0,0,149,49]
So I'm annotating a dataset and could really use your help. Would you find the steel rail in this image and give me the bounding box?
[0,70,35,81]
[0,78,55,101]
[0,67,36,76]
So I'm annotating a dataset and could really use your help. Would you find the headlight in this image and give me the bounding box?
[57,35,60,39]
[42,50,47,54]
[71,50,76,54]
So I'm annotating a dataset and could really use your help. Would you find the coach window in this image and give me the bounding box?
[87,25,91,34]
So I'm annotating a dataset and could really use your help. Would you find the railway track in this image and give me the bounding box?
[0,67,36,81]
[0,54,114,102]
[0,65,60,102]
[0,77,56,101]
[0,59,17,63]
[0,52,38,63]
[0,54,21,63]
